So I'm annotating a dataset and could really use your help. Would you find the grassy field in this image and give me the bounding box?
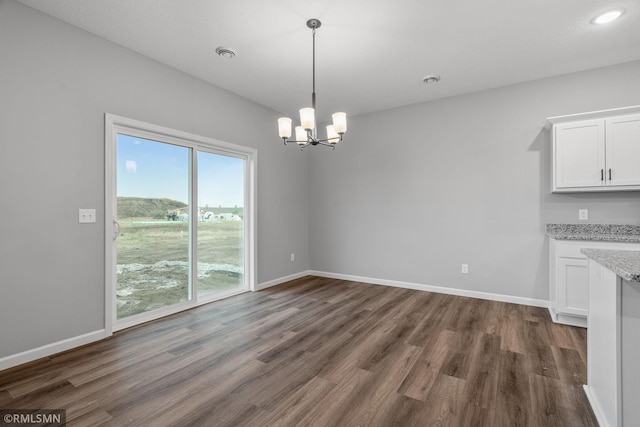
[116,217,244,318]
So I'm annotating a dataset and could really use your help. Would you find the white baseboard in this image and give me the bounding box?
[0,329,106,372]
[1,271,549,373]
[256,270,313,291]
[309,270,549,308]
[583,384,608,427]
[548,307,587,328]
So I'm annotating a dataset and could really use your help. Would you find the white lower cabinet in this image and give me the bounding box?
[556,257,588,318]
[585,261,640,427]
[549,239,640,327]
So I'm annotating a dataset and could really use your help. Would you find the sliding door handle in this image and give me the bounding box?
[601,169,604,181]
[609,168,612,181]
[113,219,121,241]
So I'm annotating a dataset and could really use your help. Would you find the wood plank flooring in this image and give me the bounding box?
[0,276,598,426]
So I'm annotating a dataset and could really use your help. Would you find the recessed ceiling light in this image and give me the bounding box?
[591,9,625,25]
[215,46,236,59]
[423,75,441,84]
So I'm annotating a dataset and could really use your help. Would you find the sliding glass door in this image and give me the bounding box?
[197,151,246,299]
[116,135,192,320]
[106,114,256,332]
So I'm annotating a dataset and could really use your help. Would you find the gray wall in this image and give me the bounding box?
[2,0,640,363]
[0,0,310,358]
[309,60,640,301]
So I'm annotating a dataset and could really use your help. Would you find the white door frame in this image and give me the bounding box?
[104,113,257,336]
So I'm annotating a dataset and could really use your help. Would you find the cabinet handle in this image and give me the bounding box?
[609,168,612,181]
[601,169,604,181]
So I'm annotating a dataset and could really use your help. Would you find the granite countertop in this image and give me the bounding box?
[581,249,640,282]
[546,223,640,243]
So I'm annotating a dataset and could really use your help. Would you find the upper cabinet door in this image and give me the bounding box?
[605,114,640,187]
[554,119,605,190]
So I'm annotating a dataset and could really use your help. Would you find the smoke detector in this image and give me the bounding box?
[215,46,236,59]
[423,75,441,84]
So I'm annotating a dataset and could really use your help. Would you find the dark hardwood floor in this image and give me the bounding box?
[0,276,598,426]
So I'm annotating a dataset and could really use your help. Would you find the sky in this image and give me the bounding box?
[117,134,244,207]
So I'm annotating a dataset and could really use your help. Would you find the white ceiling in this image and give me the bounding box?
[16,0,640,122]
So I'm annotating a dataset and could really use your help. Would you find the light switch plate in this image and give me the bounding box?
[79,209,96,223]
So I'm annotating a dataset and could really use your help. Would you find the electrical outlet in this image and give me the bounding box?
[78,209,96,224]
[579,209,589,221]
[461,264,469,274]
[290,253,295,262]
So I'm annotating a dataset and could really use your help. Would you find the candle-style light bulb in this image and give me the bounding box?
[332,112,347,134]
[300,108,316,131]
[295,126,307,145]
[326,125,339,144]
[278,117,292,139]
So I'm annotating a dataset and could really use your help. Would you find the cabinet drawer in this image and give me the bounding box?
[556,243,587,259]
[554,240,640,258]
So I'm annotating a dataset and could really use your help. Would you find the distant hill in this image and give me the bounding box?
[118,197,187,219]
[117,197,243,219]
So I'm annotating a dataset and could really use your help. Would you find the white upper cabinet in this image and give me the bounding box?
[606,115,640,187]
[547,106,640,192]
[554,119,605,189]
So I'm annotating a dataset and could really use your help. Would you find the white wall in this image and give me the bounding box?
[0,0,310,359]
[309,60,640,301]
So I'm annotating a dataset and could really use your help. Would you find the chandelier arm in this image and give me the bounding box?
[283,136,335,150]
[314,141,337,148]
[314,134,344,144]
[284,141,330,151]
[283,138,312,146]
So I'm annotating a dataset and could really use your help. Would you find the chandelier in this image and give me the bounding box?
[277,19,347,149]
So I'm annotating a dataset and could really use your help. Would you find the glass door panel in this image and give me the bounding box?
[116,134,191,319]
[197,151,246,298]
